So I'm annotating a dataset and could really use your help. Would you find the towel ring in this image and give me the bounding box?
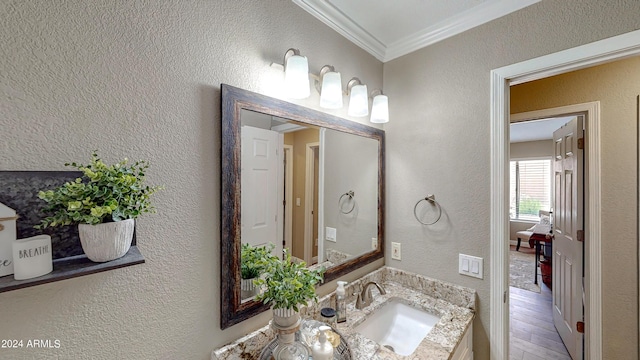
[338,190,356,214]
[414,195,442,225]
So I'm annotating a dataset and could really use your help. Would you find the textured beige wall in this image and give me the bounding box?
[511,56,640,359]
[0,1,382,359]
[323,129,379,259]
[383,1,640,359]
[3,0,640,358]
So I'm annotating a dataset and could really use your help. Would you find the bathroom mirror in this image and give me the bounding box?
[221,84,385,329]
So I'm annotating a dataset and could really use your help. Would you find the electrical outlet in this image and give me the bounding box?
[391,242,401,260]
[325,227,337,242]
[371,238,377,250]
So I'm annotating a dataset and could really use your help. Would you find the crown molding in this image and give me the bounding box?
[294,0,541,62]
[293,0,387,61]
[385,0,541,61]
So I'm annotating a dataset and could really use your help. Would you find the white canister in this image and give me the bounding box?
[0,202,18,277]
[13,235,53,280]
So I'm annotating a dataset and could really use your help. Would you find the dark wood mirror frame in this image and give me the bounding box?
[220,84,385,329]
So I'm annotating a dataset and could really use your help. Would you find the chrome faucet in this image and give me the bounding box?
[355,281,387,309]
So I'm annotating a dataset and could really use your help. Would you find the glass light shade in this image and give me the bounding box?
[284,55,310,99]
[370,94,389,123]
[347,84,368,117]
[319,71,343,109]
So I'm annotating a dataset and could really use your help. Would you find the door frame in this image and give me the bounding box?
[304,142,320,264]
[512,108,591,359]
[283,144,294,255]
[490,29,640,360]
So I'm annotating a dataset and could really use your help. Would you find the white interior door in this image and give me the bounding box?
[552,116,584,360]
[241,125,282,258]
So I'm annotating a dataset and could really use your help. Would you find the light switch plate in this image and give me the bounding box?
[371,238,377,250]
[459,254,483,279]
[391,242,401,260]
[325,227,337,242]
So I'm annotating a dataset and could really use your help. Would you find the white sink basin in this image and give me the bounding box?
[355,299,441,356]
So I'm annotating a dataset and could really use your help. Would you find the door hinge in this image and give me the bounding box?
[576,321,585,333]
[577,230,584,242]
[504,291,507,303]
[577,138,584,150]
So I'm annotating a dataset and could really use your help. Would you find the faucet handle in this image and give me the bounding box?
[355,292,365,309]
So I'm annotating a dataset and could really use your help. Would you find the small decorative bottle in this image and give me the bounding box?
[335,281,348,323]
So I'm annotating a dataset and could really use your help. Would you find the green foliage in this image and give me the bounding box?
[519,197,541,216]
[254,249,325,311]
[35,151,163,229]
[241,243,278,279]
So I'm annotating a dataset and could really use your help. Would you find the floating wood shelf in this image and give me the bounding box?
[0,246,144,293]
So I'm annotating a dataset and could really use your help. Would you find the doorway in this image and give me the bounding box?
[283,144,294,256]
[508,113,586,360]
[487,29,640,359]
[304,142,320,265]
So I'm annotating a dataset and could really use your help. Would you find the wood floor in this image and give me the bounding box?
[509,284,572,359]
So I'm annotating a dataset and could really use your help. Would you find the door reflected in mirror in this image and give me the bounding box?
[239,109,379,302]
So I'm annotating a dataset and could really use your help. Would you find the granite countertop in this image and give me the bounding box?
[212,266,476,360]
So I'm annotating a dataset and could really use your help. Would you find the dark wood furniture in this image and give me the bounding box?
[532,233,552,285]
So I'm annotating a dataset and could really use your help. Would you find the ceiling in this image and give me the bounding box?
[293,0,541,62]
[510,117,575,143]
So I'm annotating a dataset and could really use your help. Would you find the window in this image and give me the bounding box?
[510,158,552,221]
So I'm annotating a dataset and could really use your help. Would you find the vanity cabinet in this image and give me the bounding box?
[451,323,473,360]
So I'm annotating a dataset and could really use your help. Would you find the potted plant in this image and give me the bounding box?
[240,243,278,299]
[35,152,163,262]
[254,249,325,328]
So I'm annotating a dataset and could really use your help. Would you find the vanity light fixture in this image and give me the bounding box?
[317,65,343,109]
[369,89,389,124]
[346,78,368,117]
[283,48,310,99]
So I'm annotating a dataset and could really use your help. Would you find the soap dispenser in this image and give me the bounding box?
[311,325,334,360]
[335,281,347,323]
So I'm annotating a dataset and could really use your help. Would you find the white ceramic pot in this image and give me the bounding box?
[241,278,258,299]
[78,219,134,262]
[272,307,300,329]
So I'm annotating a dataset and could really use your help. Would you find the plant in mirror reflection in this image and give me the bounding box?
[254,248,325,311]
[241,243,278,280]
